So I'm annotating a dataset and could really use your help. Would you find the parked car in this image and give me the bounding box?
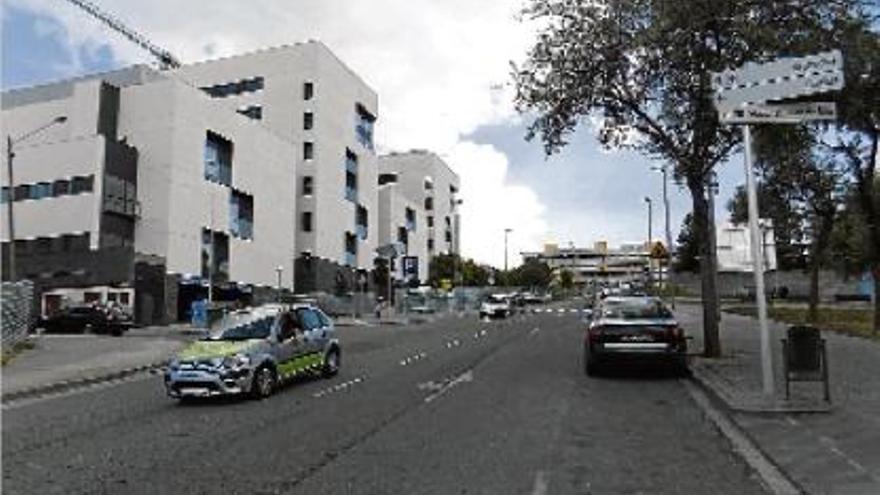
[39,303,131,335]
[583,296,687,376]
[164,303,340,401]
[479,294,512,319]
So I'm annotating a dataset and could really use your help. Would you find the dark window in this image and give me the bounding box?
[355,104,375,151]
[405,207,416,231]
[100,213,135,248]
[397,226,408,246]
[119,292,130,305]
[62,233,90,252]
[344,232,357,265]
[378,173,397,186]
[424,179,434,190]
[296,308,322,330]
[205,131,233,186]
[356,205,368,227]
[201,229,230,283]
[304,112,314,130]
[0,186,8,203]
[424,196,434,211]
[33,182,52,199]
[52,179,71,197]
[445,216,451,227]
[302,176,314,196]
[35,237,52,254]
[13,185,30,201]
[303,82,314,100]
[427,216,434,228]
[428,239,435,251]
[304,142,314,160]
[345,150,358,202]
[315,309,331,327]
[71,176,94,194]
[236,105,262,120]
[201,77,264,98]
[445,230,453,242]
[302,211,313,232]
[230,190,254,240]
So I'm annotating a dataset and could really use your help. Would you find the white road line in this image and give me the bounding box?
[528,327,540,337]
[424,370,473,404]
[531,471,548,495]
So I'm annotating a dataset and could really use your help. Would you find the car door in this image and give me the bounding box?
[274,312,307,379]
[295,308,325,364]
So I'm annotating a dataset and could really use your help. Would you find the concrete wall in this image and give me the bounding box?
[673,270,866,301]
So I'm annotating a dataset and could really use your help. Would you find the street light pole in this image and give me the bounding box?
[275,266,284,302]
[644,197,653,288]
[504,228,513,273]
[4,116,67,282]
[653,165,675,305]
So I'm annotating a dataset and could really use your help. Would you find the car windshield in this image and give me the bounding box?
[601,300,673,320]
[487,295,507,303]
[210,314,274,341]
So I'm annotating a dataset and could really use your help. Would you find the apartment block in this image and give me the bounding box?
[173,41,379,294]
[377,173,428,285]
[2,65,296,323]
[378,151,461,265]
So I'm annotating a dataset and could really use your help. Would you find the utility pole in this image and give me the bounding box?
[4,116,68,282]
[707,171,720,323]
[644,197,653,288]
[504,228,513,273]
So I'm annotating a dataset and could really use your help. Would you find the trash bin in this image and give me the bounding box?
[782,325,830,402]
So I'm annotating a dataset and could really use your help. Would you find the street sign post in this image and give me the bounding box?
[712,50,843,399]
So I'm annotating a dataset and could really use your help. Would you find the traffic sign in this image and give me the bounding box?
[712,50,843,112]
[720,102,837,124]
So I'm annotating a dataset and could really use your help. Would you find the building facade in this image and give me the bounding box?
[522,242,652,287]
[377,174,428,285]
[378,150,461,265]
[173,41,379,294]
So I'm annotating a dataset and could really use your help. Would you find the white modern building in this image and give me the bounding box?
[716,220,778,273]
[522,241,653,287]
[378,150,461,262]
[2,65,296,323]
[377,173,428,285]
[173,41,379,294]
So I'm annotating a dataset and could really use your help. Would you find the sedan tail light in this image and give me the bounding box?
[665,326,685,340]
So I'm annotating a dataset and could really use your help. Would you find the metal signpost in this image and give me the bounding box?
[712,50,842,398]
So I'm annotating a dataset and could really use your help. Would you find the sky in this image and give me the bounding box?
[1,0,747,268]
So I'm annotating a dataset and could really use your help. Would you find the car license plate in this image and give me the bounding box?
[180,387,210,396]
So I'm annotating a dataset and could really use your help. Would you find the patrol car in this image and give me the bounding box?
[164,303,340,400]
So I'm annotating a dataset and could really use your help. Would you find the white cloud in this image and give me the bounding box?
[10,0,548,267]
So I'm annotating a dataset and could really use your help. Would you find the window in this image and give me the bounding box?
[356,205,368,240]
[229,190,254,240]
[52,179,71,197]
[301,211,313,232]
[445,230,453,243]
[355,104,375,151]
[119,292,130,305]
[296,308,322,330]
[35,237,52,254]
[201,76,264,98]
[204,131,233,186]
[424,178,434,190]
[236,105,262,120]
[304,142,314,160]
[424,196,434,211]
[302,176,314,196]
[303,82,314,100]
[70,176,94,194]
[13,185,30,201]
[428,239,435,251]
[304,112,314,130]
[32,182,51,199]
[445,216,451,227]
[0,187,8,204]
[344,232,357,266]
[405,207,416,231]
[378,173,397,186]
[345,149,358,202]
[427,216,434,228]
[201,229,230,282]
[397,226,408,246]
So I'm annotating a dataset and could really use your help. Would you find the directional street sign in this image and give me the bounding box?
[712,50,843,112]
[719,101,837,124]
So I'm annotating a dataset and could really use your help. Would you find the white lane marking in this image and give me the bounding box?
[528,327,540,337]
[313,376,364,398]
[399,351,429,366]
[818,435,871,475]
[424,369,473,404]
[531,471,548,495]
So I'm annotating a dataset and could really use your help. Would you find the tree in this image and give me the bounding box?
[827,20,880,333]
[728,183,807,271]
[428,254,492,287]
[512,0,868,356]
[559,269,574,291]
[674,213,700,273]
[514,260,554,289]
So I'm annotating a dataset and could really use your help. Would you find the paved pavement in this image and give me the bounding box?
[678,302,880,495]
[1,326,193,398]
[1,308,768,494]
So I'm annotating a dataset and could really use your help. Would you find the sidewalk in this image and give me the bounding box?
[1,325,195,400]
[678,302,880,494]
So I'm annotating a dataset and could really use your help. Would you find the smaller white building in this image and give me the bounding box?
[377,174,428,285]
[716,220,778,273]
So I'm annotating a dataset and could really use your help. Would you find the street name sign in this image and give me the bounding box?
[712,50,843,112]
[719,101,837,124]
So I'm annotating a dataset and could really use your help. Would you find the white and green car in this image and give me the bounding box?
[164,304,340,400]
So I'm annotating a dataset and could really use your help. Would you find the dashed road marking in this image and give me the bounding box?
[528,327,540,337]
[399,351,428,366]
[531,471,548,495]
[423,369,473,403]
[313,376,365,398]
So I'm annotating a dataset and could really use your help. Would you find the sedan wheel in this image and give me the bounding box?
[322,349,340,378]
[251,366,276,399]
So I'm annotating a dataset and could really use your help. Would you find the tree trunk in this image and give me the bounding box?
[808,256,820,324]
[874,266,880,335]
[689,181,721,357]
[808,214,835,325]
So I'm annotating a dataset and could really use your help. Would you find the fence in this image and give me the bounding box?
[2,280,35,347]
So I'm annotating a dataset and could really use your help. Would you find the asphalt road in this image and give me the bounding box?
[2,308,768,494]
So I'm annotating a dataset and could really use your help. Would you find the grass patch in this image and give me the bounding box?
[1,339,36,366]
[725,305,878,341]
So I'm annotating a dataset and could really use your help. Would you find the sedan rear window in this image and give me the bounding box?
[601,301,672,320]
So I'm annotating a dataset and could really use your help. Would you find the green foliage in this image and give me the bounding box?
[559,269,574,290]
[428,254,491,287]
[673,213,700,273]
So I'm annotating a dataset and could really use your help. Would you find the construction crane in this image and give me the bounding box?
[62,0,182,69]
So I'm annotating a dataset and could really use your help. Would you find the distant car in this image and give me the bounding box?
[40,303,131,336]
[583,296,687,376]
[480,294,512,319]
[164,303,340,401]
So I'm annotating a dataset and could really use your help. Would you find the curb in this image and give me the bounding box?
[2,361,165,403]
[684,378,805,495]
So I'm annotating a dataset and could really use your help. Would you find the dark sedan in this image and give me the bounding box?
[40,304,131,335]
[583,296,688,376]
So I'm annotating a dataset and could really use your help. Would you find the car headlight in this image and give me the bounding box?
[168,359,180,371]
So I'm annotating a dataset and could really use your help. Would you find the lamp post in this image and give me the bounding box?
[504,228,513,273]
[275,265,284,302]
[652,165,674,304]
[451,198,464,312]
[644,197,653,288]
[5,116,67,282]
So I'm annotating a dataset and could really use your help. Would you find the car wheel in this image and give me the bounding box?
[584,346,600,376]
[251,365,276,399]
[673,356,690,377]
[322,348,340,378]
